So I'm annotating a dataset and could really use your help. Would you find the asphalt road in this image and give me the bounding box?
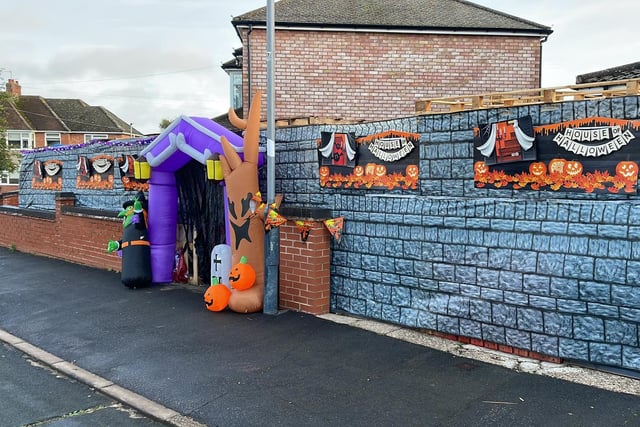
[0,342,165,426]
[1,247,639,426]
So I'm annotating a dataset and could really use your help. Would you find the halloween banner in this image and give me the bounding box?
[76,154,115,190]
[295,220,313,241]
[117,154,149,192]
[323,217,344,243]
[318,130,420,190]
[265,205,287,231]
[32,159,63,190]
[474,117,640,194]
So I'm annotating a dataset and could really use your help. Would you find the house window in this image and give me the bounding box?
[45,132,61,147]
[229,70,242,110]
[0,170,19,185]
[6,131,33,150]
[84,134,109,143]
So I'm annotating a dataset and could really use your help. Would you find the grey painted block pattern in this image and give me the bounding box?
[273,97,640,372]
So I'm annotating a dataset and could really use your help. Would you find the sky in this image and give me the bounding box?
[2,0,639,135]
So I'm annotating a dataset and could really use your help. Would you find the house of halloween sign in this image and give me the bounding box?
[318,130,420,190]
[473,117,640,194]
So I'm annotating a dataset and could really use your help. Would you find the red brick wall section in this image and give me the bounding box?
[242,29,541,121]
[0,194,122,272]
[279,221,331,315]
[1,196,332,315]
[0,191,18,205]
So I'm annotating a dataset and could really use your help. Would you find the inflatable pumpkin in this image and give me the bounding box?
[204,278,232,312]
[229,256,256,291]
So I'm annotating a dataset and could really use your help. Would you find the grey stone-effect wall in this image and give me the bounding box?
[271,96,640,372]
[19,138,153,211]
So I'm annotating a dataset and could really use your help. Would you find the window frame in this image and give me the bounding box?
[45,132,62,147]
[229,70,242,110]
[6,131,33,150]
[84,134,109,143]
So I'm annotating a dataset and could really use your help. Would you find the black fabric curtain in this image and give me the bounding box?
[175,160,226,284]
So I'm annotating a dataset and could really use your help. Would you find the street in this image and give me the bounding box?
[0,343,165,426]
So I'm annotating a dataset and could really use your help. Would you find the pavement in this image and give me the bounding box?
[0,247,639,427]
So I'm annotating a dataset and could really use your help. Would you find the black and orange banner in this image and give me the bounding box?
[474,117,640,194]
[32,159,63,190]
[318,130,420,190]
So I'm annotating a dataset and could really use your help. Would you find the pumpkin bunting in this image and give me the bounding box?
[323,217,344,243]
[265,205,287,231]
[295,220,314,241]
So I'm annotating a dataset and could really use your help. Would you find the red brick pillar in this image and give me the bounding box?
[278,208,332,315]
[55,192,76,213]
[55,192,76,242]
[0,191,19,206]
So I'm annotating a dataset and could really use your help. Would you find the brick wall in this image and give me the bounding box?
[0,191,18,204]
[0,192,332,315]
[0,194,122,271]
[279,221,331,314]
[271,95,640,372]
[243,29,541,121]
[18,138,152,211]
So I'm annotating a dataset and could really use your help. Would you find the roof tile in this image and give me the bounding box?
[233,0,552,34]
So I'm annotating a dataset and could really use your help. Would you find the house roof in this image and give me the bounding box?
[4,95,142,135]
[221,48,243,72]
[576,61,640,84]
[212,108,244,134]
[232,0,552,36]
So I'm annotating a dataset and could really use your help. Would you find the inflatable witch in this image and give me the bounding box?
[107,191,152,288]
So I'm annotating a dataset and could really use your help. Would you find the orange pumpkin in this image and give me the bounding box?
[353,165,365,177]
[528,162,547,176]
[319,166,330,178]
[374,164,387,177]
[474,161,488,176]
[405,164,419,178]
[565,160,583,177]
[548,158,566,177]
[229,256,256,291]
[203,279,231,312]
[616,161,639,180]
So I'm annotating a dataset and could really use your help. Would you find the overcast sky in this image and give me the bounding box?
[2,0,639,135]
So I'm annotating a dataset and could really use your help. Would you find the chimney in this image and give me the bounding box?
[6,79,21,96]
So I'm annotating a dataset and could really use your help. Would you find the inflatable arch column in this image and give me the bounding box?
[148,170,178,283]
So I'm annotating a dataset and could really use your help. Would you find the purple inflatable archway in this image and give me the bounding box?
[139,116,261,283]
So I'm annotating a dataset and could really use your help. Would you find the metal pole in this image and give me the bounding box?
[264,0,279,314]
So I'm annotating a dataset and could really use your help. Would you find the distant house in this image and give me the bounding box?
[224,0,552,122]
[1,79,142,191]
[576,61,640,84]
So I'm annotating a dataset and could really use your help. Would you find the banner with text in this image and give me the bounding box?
[474,117,640,194]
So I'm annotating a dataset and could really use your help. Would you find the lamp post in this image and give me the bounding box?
[263,0,279,314]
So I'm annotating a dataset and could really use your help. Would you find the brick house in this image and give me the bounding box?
[576,61,640,84]
[226,0,552,121]
[1,79,142,192]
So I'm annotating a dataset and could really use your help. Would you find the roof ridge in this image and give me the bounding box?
[6,98,32,130]
[451,0,551,32]
[95,105,125,133]
[232,0,552,35]
[39,97,70,132]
